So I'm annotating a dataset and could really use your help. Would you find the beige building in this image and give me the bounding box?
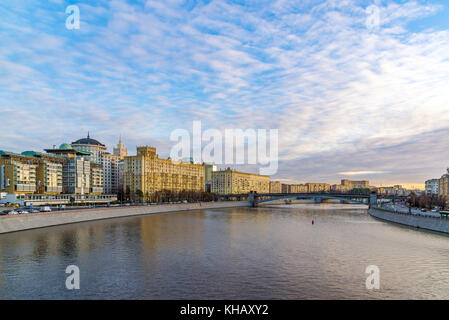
[0,150,65,195]
[439,169,449,196]
[22,151,64,194]
[269,181,282,193]
[212,168,269,195]
[331,180,370,192]
[124,146,205,198]
[0,151,39,194]
[90,163,103,194]
[306,183,331,193]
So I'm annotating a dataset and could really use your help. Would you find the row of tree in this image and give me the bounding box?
[118,187,221,203]
[407,193,448,210]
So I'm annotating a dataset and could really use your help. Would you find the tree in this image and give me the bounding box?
[135,189,144,203]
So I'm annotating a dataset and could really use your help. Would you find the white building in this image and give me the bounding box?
[103,153,121,194]
[425,179,439,195]
[71,134,127,195]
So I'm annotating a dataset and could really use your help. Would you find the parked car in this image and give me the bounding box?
[8,210,19,215]
[0,211,9,216]
[40,206,52,212]
[17,210,29,214]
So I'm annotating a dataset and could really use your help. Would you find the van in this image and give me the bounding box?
[40,206,52,212]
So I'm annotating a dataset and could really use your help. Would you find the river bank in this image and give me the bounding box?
[0,201,249,234]
[368,207,449,235]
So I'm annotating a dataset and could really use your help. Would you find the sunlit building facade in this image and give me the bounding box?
[211,168,269,195]
[124,146,205,197]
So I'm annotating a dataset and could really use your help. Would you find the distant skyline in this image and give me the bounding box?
[2,0,449,188]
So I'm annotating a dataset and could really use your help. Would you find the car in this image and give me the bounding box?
[40,206,52,212]
[29,209,40,213]
[17,210,29,214]
[0,211,9,216]
[8,210,19,215]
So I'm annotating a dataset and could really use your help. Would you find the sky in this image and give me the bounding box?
[1,0,449,188]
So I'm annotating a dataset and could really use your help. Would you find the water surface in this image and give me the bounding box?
[0,204,448,299]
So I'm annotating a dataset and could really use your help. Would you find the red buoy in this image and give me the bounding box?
[312,220,314,225]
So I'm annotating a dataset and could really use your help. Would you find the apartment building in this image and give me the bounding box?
[124,146,205,196]
[212,168,269,195]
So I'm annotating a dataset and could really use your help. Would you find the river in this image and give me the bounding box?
[0,204,448,299]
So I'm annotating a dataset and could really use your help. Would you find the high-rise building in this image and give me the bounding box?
[45,144,94,195]
[72,134,127,195]
[204,163,217,193]
[102,153,121,194]
[113,135,128,160]
[425,179,439,195]
[211,168,269,195]
[124,146,205,198]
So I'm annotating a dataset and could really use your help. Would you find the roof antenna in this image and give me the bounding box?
[87,131,90,139]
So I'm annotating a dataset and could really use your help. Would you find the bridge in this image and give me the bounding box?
[220,192,405,207]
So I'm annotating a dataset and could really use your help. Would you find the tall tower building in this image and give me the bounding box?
[113,135,128,160]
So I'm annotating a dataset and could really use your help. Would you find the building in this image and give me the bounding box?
[46,144,93,195]
[341,180,369,190]
[211,168,269,195]
[102,153,121,194]
[113,135,128,160]
[425,179,440,195]
[331,179,370,192]
[269,181,282,193]
[204,163,217,193]
[72,134,127,195]
[124,146,205,198]
[306,183,331,193]
[21,151,65,194]
[0,150,39,194]
[71,133,107,165]
[439,169,449,197]
[377,185,409,197]
[90,163,103,194]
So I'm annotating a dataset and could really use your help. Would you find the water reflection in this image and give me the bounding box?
[0,205,448,299]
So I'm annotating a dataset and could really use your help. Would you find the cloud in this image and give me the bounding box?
[338,171,389,176]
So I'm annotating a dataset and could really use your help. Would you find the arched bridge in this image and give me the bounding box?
[245,192,384,207]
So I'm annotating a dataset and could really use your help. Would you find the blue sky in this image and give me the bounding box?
[1,0,449,188]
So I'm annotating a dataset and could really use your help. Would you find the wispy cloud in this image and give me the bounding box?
[338,171,389,176]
